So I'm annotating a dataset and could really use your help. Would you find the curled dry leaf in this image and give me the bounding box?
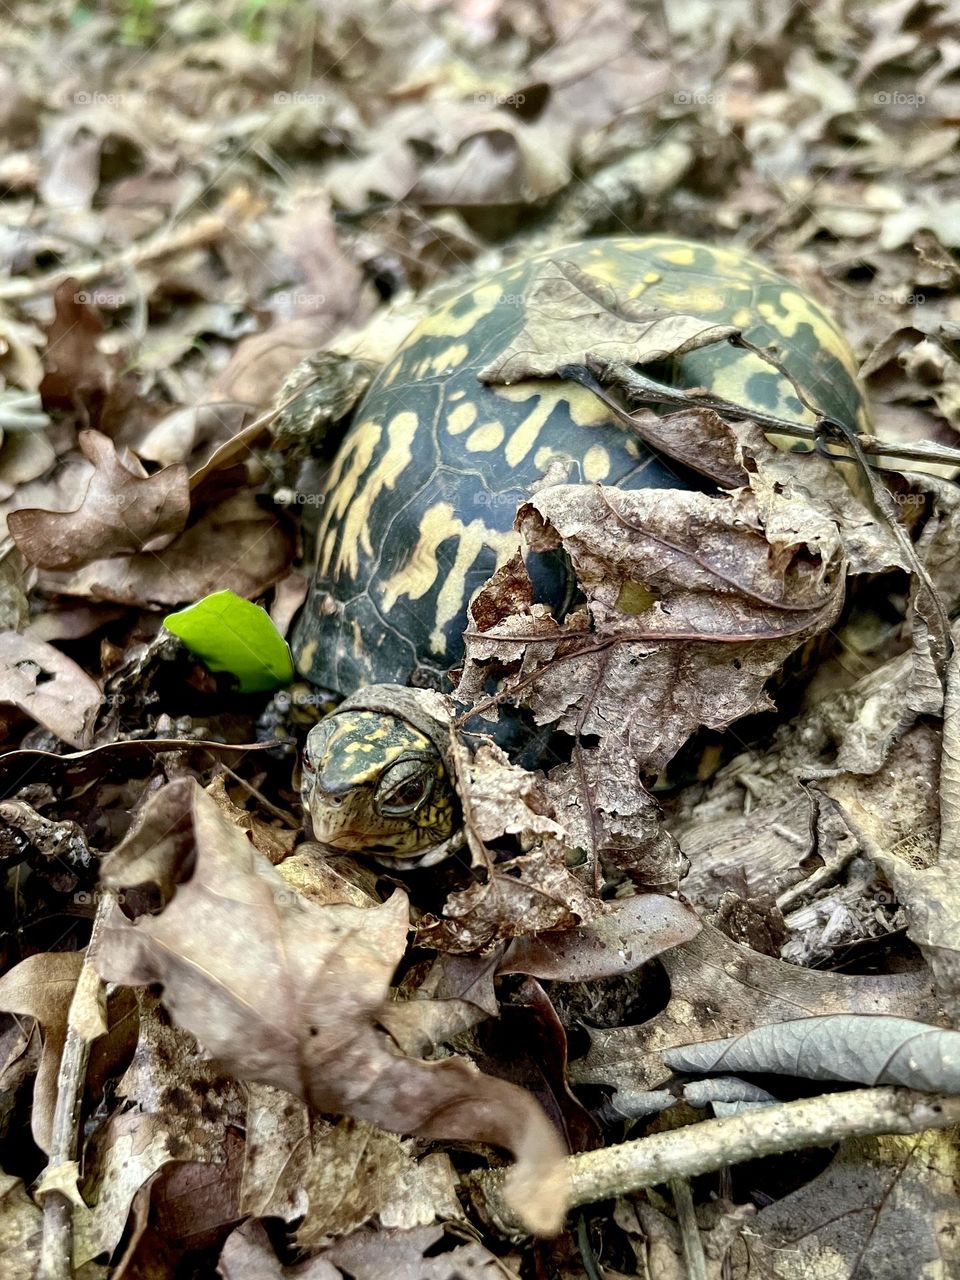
[477,258,738,383]
[0,632,102,748]
[0,950,84,1153]
[92,778,569,1235]
[220,1218,511,1280]
[38,491,292,608]
[8,430,189,570]
[38,278,117,411]
[663,1013,960,1090]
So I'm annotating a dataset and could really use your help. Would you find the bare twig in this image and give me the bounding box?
[0,193,249,303]
[471,1087,960,1230]
[939,644,960,862]
[578,359,960,473]
[670,1177,708,1280]
[39,894,111,1280]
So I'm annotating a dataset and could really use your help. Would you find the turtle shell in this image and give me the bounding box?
[291,236,867,696]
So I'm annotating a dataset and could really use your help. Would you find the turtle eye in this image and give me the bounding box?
[377,772,430,817]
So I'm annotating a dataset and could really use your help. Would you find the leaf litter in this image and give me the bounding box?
[1,0,960,1276]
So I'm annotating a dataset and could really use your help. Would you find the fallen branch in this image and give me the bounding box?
[471,1086,960,1231]
[0,192,251,304]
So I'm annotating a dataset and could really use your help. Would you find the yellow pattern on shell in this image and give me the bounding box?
[378,500,520,655]
[430,342,470,375]
[656,284,728,313]
[382,357,403,387]
[400,281,504,346]
[770,290,860,378]
[466,421,505,452]
[659,245,696,266]
[493,382,612,468]
[447,402,478,434]
[583,444,612,482]
[317,412,418,579]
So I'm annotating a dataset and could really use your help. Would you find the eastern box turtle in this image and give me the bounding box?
[294,235,868,866]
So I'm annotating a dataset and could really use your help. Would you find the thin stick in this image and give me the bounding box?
[670,1178,708,1280]
[0,202,239,303]
[39,896,110,1280]
[578,359,960,473]
[472,1087,960,1229]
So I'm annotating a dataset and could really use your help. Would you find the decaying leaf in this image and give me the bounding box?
[38,491,292,607]
[571,925,938,1098]
[75,993,246,1267]
[416,737,594,953]
[478,258,737,383]
[742,1131,960,1279]
[499,894,701,982]
[0,1174,42,1280]
[663,1013,960,1090]
[221,1218,509,1280]
[0,950,83,1152]
[457,477,845,882]
[0,631,102,748]
[8,430,189,570]
[92,778,569,1234]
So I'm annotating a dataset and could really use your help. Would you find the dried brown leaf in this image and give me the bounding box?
[0,1174,42,1280]
[8,430,189,570]
[93,778,569,1234]
[571,924,939,1098]
[38,491,291,607]
[499,894,701,982]
[0,950,84,1152]
[0,632,101,748]
[478,258,737,384]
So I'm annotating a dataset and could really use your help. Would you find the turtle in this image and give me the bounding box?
[293,235,868,868]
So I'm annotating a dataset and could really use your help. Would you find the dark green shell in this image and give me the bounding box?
[292,236,867,695]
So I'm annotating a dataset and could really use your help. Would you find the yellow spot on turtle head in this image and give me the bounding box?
[583,444,611,482]
[732,307,753,327]
[643,271,661,284]
[465,422,505,452]
[298,638,317,674]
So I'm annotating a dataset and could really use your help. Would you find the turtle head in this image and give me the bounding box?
[302,708,458,868]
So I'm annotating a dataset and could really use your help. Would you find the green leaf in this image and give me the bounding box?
[164,590,294,693]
